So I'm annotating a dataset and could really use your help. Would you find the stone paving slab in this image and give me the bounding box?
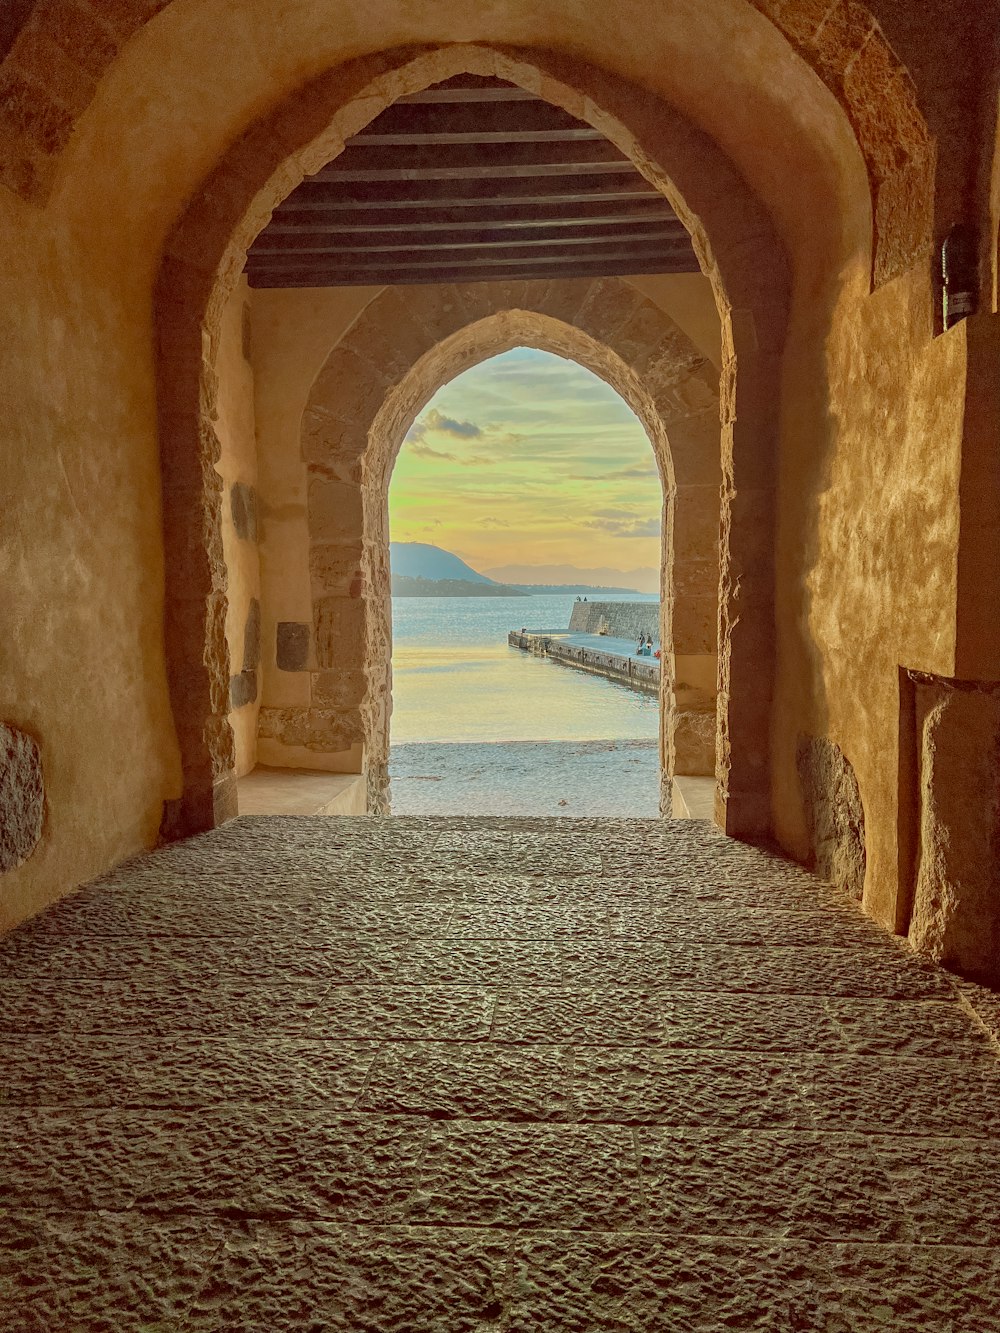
[636,1127,907,1242]
[0,1109,430,1218]
[9,1217,999,1331]
[0,978,334,1037]
[1,815,1000,1328]
[0,1035,378,1108]
[506,1233,1000,1331]
[0,1210,222,1333]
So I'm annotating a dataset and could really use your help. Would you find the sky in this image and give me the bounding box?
[387,347,662,578]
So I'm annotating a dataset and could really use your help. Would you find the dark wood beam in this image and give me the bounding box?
[252,222,690,256]
[352,99,598,141]
[346,128,603,146]
[398,79,538,105]
[312,137,629,180]
[315,159,636,184]
[248,239,696,276]
[266,199,674,235]
[279,175,660,212]
[247,253,702,288]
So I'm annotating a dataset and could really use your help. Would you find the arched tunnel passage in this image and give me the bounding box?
[153,43,794,844]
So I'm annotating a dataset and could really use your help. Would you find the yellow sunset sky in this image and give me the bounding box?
[388,347,662,582]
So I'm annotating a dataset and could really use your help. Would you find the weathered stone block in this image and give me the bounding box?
[276,622,310,672]
[0,70,75,153]
[257,706,363,751]
[871,143,935,289]
[312,671,368,709]
[242,598,261,673]
[796,736,866,900]
[672,595,717,656]
[229,671,258,710]
[0,722,44,873]
[314,598,367,672]
[673,707,717,778]
[309,544,364,599]
[9,28,97,119]
[46,1,120,77]
[307,474,364,545]
[310,348,389,429]
[301,405,368,466]
[909,678,1000,981]
[807,0,876,92]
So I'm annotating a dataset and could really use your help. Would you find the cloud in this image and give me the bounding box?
[564,461,660,481]
[408,442,457,461]
[610,461,659,479]
[584,514,662,538]
[406,407,484,445]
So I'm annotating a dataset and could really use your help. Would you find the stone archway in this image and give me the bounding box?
[0,0,931,292]
[150,41,793,839]
[284,281,722,815]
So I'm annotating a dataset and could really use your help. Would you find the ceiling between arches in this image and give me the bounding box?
[245,75,700,288]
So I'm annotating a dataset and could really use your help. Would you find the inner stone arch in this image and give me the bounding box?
[285,287,724,817]
[154,41,792,841]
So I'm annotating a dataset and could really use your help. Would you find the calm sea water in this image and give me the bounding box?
[390,593,660,745]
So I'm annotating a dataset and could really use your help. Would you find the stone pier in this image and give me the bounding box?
[508,628,660,696]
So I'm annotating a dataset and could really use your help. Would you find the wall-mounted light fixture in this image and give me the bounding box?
[941,224,980,330]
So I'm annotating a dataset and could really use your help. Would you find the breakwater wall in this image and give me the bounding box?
[568,600,660,642]
[508,630,659,696]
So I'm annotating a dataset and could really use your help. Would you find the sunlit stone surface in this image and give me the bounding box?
[2,815,999,1328]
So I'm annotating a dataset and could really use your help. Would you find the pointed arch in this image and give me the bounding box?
[150,42,789,839]
[286,278,723,817]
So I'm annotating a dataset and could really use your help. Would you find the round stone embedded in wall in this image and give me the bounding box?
[0,723,44,873]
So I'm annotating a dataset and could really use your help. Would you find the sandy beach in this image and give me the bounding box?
[389,738,661,816]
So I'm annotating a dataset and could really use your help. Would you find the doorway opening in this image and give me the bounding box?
[386,345,671,817]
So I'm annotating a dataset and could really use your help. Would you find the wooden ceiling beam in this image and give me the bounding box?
[315,160,636,184]
[247,254,702,288]
[353,99,598,139]
[398,82,539,104]
[248,240,696,275]
[278,176,660,212]
[346,128,603,146]
[251,223,690,256]
[265,200,676,234]
[312,137,628,179]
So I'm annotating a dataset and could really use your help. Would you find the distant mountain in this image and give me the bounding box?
[392,574,528,598]
[485,562,659,596]
[390,542,494,585]
[508,584,647,596]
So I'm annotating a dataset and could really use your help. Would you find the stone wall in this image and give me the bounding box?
[250,286,376,779]
[216,276,262,777]
[568,601,661,642]
[907,673,1000,982]
[796,736,867,901]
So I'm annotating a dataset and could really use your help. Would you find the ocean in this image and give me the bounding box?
[389,593,660,745]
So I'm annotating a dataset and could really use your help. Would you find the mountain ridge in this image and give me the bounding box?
[485,561,658,595]
[390,541,494,585]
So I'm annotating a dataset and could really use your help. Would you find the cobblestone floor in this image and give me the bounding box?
[2,816,1000,1330]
